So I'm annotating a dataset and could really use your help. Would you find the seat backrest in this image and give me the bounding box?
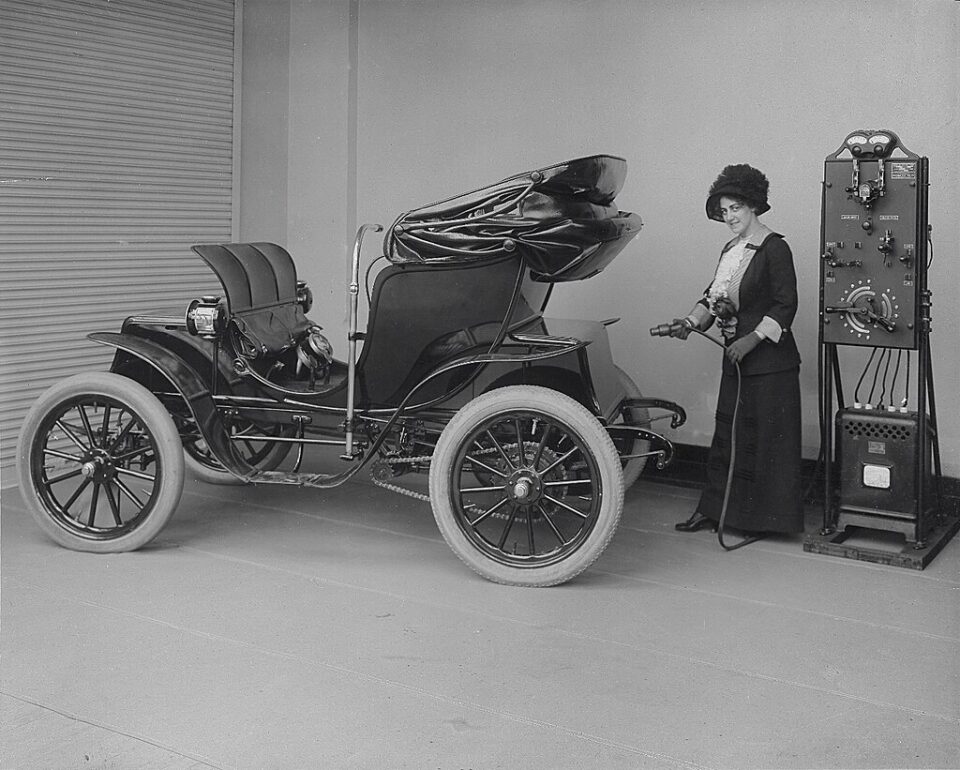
[191,242,299,313]
[191,242,310,357]
[357,254,526,407]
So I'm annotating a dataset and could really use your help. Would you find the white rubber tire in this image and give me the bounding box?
[17,372,184,552]
[429,385,624,586]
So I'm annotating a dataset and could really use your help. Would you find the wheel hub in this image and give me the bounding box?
[80,450,113,482]
[505,469,542,503]
[512,479,532,500]
[487,443,567,521]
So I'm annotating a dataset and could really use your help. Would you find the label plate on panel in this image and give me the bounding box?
[889,162,916,180]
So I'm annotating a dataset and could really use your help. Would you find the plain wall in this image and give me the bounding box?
[241,0,353,319]
[241,0,960,476]
[238,0,290,245]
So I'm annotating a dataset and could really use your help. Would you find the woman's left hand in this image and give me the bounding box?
[725,332,762,364]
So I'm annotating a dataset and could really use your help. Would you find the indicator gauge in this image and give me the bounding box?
[847,135,868,145]
[868,133,891,144]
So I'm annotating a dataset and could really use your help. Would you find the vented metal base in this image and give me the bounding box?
[804,513,960,570]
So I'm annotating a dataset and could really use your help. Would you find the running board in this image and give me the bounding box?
[244,469,356,489]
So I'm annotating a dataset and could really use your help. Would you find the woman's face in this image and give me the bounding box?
[718,195,758,238]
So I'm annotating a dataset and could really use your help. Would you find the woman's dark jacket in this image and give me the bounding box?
[700,232,801,377]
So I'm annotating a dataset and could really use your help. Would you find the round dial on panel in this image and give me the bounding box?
[840,279,899,339]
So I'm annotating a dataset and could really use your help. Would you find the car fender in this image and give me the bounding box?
[88,332,255,479]
[481,364,596,412]
[476,319,619,418]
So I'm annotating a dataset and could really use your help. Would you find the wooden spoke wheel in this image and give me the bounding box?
[17,373,184,552]
[430,386,624,586]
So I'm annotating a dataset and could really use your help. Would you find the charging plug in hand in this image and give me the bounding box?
[649,319,693,339]
[669,318,693,340]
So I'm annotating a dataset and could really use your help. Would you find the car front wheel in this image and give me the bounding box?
[17,372,184,552]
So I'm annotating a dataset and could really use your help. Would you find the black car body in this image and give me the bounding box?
[17,155,684,586]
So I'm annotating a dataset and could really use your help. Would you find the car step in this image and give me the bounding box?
[245,469,354,489]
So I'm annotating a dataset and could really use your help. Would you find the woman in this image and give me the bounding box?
[669,164,803,536]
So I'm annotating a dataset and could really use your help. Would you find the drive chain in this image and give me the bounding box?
[369,443,551,505]
[369,454,434,502]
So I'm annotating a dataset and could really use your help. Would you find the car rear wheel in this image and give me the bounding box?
[429,385,624,586]
[17,372,184,552]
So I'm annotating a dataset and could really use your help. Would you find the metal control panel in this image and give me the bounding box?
[819,130,929,349]
[808,131,953,566]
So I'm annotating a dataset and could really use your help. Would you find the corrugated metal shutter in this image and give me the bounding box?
[0,0,236,485]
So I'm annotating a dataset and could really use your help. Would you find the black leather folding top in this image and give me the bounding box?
[384,155,643,282]
[191,242,298,313]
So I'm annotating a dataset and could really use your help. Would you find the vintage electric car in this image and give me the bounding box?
[17,155,684,586]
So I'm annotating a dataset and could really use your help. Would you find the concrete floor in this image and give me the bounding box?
[2,469,958,770]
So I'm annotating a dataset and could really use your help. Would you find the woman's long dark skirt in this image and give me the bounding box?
[696,366,803,533]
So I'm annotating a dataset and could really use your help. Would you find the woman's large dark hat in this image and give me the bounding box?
[705,164,770,221]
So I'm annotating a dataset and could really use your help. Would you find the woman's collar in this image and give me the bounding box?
[739,225,772,248]
[721,227,775,254]
[727,227,775,251]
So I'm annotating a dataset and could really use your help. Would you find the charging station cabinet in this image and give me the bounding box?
[804,130,958,568]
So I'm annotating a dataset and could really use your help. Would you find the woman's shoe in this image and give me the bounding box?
[675,512,717,532]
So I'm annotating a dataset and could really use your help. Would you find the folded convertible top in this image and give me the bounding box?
[384,155,643,282]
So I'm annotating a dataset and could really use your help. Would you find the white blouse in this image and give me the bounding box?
[707,239,752,310]
[686,236,783,342]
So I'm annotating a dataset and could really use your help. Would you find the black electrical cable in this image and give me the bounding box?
[878,348,892,407]
[890,350,903,407]
[867,347,886,405]
[904,351,911,406]
[683,327,764,551]
[854,348,877,404]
